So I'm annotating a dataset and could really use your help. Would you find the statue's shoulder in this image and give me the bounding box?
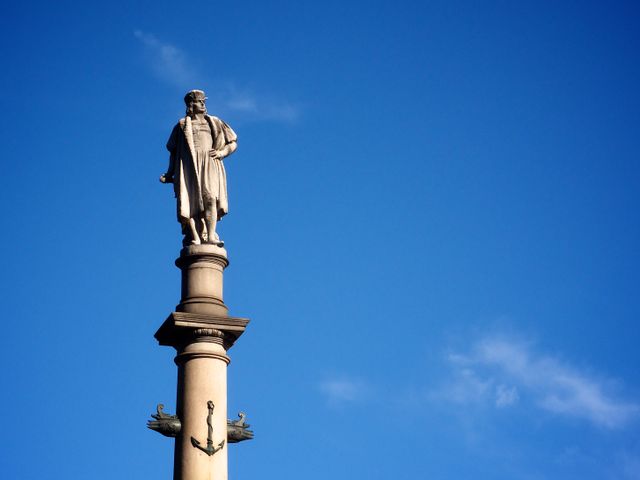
[206,114,223,124]
[207,115,237,141]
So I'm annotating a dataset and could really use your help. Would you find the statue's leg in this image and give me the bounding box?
[187,218,201,245]
[203,198,222,246]
[199,218,208,243]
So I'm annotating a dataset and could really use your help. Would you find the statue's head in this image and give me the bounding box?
[184,90,207,115]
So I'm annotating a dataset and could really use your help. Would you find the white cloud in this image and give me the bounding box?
[216,85,299,123]
[495,384,519,407]
[441,365,492,404]
[134,30,195,88]
[133,30,299,122]
[319,376,367,405]
[443,336,638,428]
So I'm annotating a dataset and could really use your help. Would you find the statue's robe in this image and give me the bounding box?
[166,115,237,223]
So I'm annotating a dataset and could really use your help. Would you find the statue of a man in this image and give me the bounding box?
[161,90,238,246]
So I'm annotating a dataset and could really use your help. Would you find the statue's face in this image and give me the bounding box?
[191,97,206,114]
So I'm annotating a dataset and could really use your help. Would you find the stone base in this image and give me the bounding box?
[179,243,228,258]
[175,244,230,317]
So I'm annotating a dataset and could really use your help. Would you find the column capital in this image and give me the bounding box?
[155,311,250,350]
[193,328,225,344]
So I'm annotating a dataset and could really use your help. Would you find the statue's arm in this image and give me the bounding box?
[210,117,237,160]
[216,140,237,160]
[161,125,179,184]
[160,154,175,184]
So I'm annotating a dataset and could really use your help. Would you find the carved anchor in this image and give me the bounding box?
[190,401,225,456]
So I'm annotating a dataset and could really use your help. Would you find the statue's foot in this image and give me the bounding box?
[190,238,201,245]
[208,231,224,247]
[204,239,224,247]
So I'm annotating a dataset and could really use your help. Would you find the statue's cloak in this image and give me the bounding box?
[166,115,237,223]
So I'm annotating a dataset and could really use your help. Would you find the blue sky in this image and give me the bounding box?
[1,1,640,478]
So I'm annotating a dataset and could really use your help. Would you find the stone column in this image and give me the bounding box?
[174,328,229,480]
[154,244,249,480]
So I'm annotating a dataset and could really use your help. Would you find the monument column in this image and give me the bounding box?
[153,245,250,480]
[150,89,252,480]
[174,328,229,480]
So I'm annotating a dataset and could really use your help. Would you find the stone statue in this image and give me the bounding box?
[161,90,238,246]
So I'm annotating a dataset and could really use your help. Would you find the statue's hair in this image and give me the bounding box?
[184,90,207,115]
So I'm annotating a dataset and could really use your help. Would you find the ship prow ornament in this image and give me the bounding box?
[147,403,255,443]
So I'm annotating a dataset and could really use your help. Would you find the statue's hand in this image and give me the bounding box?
[160,173,174,184]
[209,149,221,160]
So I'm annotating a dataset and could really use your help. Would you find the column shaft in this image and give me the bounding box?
[174,334,230,480]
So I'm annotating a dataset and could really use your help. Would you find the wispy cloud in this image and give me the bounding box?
[319,376,368,406]
[441,336,638,428]
[133,30,299,122]
[134,30,195,88]
[223,88,299,122]
[495,383,520,407]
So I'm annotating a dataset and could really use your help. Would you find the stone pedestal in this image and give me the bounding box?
[155,245,249,480]
[176,245,229,316]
